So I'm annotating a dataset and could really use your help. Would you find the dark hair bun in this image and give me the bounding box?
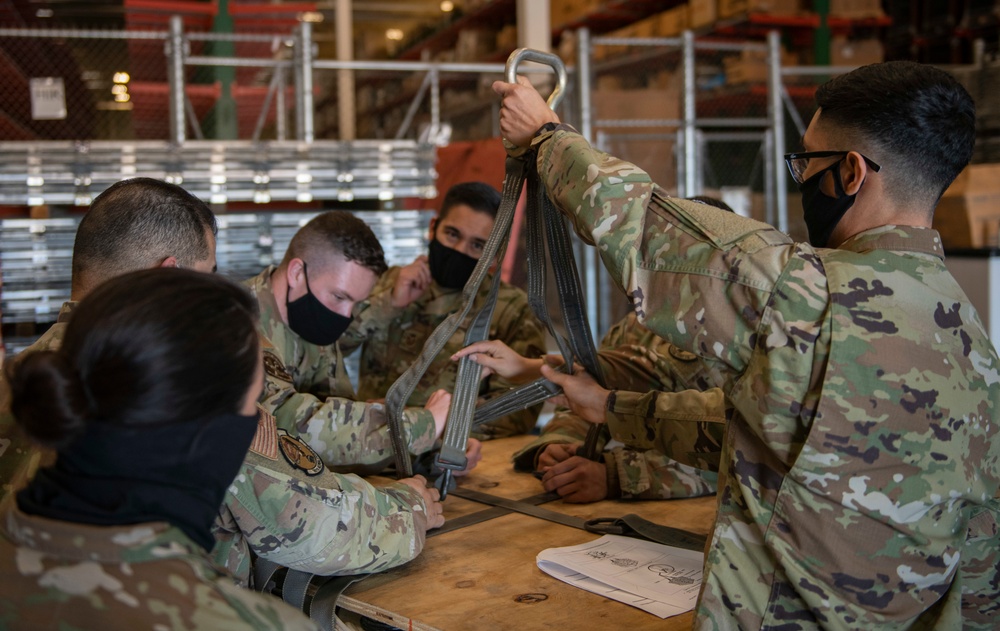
[8,351,90,449]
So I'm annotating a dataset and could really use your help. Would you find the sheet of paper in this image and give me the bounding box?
[537,534,703,619]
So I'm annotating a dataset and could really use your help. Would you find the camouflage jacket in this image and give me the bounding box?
[0,302,73,505]
[348,265,547,439]
[0,496,318,631]
[534,129,1000,630]
[213,406,429,588]
[246,268,437,470]
[514,311,724,500]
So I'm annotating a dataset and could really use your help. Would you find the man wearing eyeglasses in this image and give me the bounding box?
[493,61,999,630]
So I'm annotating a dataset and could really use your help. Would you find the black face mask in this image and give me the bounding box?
[428,238,480,290]
[799,160,860,248]
[18,410,259,551]
[286,263,353,346]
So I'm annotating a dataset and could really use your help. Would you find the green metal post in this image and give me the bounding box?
[815,0,831,66]
[205,0,238,139]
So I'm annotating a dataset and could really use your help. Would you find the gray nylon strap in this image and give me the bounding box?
[448,487,587,530]
[252,557,285,593]
[308,575,362,631]
[449,489,707,551]
[282,568,315,611]
[385,156,526,479]
[428,490,560,536]
[472,377,561,426]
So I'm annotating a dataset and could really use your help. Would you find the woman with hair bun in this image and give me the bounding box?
[0,268,317,631]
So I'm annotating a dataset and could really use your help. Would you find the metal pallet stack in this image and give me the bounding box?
[0,210,432,354]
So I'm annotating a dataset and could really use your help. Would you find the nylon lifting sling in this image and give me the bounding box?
[384,49,607,497]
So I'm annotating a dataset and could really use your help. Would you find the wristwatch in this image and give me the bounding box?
[534,121,560,137]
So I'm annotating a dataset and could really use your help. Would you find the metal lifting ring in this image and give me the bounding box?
[504,48,567,111]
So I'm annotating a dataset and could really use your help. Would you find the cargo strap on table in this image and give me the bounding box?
[442,487,708,552]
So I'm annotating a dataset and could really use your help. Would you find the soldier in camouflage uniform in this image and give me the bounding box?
[0,178,217,505]
[1,182,442,595]
[510,311,725,502]
[495,61,999,628]
[347,182,547,440]
[247,211,455,470]
[1,269,318,631]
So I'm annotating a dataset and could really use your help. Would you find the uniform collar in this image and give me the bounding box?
[1,496,201,564]
[56,301,78,324]
[837,225,945,260]
[248,266,285,344]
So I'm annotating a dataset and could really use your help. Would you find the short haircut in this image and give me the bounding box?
[281,211,387,276]
[815,61,975,208]
[439,181,502,222]
[72,178,217,291]
[8,268,259,449]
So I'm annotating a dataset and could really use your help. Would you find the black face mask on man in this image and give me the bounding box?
[428,238,480,290]
[799,160,863,249]
[286,262,352,346]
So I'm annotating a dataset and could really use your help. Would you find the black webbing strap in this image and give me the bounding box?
[583,515,708,552]
[448,488,707,552]
[449,487,587,530]
[428,489,560,536]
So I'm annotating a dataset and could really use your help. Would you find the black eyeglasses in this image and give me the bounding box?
[783,151,881,184]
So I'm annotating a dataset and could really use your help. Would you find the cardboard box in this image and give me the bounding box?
[719,0,801,19]
[830,36,884,66]
[829,0,885,19]
[933,164,1000,249]
[690,0,718,29]
[591,88,681,128]
[657,5,690,37]
[759,0,801,14]
[723,48,796,84]
[551,0,603,28]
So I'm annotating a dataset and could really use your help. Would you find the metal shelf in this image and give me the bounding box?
[0,139,438,207]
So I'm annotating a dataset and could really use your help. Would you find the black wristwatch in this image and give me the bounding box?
[534,121,560,137]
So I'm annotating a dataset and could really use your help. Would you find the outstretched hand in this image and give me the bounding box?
[492,76,561,148]
[540,363,610,425]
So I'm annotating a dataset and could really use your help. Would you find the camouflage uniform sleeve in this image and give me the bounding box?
[474,286,548,439]
[604,447,718,500]
[534,129,784,384]
[604,388,726,472]
[260,372,437,468]
[220,460,428,581]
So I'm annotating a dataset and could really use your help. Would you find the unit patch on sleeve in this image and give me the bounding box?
[667,345,699,363]
[276,429,325,476]
[263,352,294,382]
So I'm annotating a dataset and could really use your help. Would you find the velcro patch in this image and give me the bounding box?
[249,406,279,460]
[277,429,325,476]
[263,352,293,382]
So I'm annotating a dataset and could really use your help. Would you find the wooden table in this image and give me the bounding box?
[342,436,718,631]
